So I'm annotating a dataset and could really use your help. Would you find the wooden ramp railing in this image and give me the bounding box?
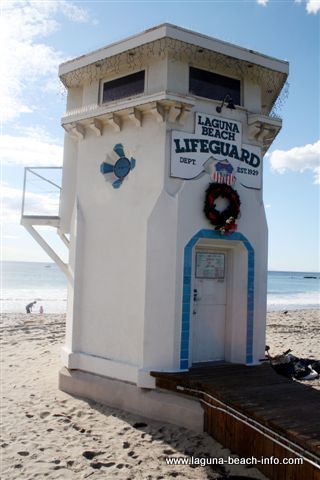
[151,363,320,480]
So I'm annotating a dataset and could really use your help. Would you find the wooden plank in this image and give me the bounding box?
[154,378,180,392]
[298,459,316,480]
[224,409,235,451]
[250,427,264,464]
[203,404,208,433]
[232,415,243,456]
[244,424,258,459]
[237,421,256,458]
[210,404,226,446]
[234,420,251,458]
[197,377,286,390]
[259,436,275,479]
[284,454,306,480]
[272,442,288,480]
[223,383,314,399]
[313,464,320,480]
[288,423,320,435]
[206,401,212,437]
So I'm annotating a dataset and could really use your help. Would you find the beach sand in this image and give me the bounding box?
[1,310,319,479]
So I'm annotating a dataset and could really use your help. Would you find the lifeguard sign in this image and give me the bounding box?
[23,24,288,429]
[171,113,261,188]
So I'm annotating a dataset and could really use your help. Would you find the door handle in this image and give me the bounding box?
[193,289,198,302]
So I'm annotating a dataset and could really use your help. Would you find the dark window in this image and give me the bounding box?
[189,67,240,105]
[102,71,145,103]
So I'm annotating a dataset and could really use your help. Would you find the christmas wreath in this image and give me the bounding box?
[204,183,241,234]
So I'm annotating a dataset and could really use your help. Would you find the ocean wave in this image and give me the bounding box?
[1,301,67,314]
[267,291,320,311]
[1,288,68,313]
[2,284,319,314]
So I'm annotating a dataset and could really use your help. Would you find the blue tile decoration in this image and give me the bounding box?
[180,360,189,370]
[179,230,255,369]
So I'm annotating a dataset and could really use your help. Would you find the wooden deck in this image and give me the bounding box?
[151,363,320,480]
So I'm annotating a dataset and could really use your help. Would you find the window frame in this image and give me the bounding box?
[100,69,146,105]
[188,65,242,106]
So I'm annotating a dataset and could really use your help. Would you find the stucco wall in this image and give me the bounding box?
[64,116,167,371]
[140,152,268,371]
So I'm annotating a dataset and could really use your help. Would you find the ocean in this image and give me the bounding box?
[1,261,319,314]
[1,261,68,314]
[267,270,319,311]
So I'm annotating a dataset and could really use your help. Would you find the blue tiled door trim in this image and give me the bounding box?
[180,230,254,370]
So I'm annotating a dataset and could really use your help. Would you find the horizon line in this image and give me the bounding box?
[1,260,319,274]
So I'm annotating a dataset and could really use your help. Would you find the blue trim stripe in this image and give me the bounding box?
[180,230,255,369]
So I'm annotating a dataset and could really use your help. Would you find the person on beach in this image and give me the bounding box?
[39,305,44,314]
[25,301,37,314]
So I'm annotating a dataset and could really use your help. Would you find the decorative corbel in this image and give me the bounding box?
[177,104,192,125]
[71,123,85,140]
[61,124,79,140]
[168,103,182,123]
[247,123,262,141]
[128,107,142,127]
[106,114,121,132]
[259,127,277,144]
[61,124,71,134]
[247,114,281,145]
[149,102,165,122]
[88,118,103,136]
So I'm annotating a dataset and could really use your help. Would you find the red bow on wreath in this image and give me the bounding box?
[204,183,241,235]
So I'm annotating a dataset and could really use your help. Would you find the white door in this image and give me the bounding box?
[192,251,227,363]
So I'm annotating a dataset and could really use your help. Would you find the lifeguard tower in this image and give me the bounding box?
[21,24,288,429]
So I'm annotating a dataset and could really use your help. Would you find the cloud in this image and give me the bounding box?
[260,0,320,13]
[306,0,320,13]
[1,131,62,222]
[1,184,60,224]
[2,235,20,240]
[1,1,91,122]
[0,133,63,167]
[269,140,320,184]
[1,184,27,223]
[296,0,320,13]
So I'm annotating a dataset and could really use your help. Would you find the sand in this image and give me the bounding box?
[1,310,319,479]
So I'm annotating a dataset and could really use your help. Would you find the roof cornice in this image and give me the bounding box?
[59,23,288,79]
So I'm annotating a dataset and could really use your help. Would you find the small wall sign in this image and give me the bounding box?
[195,252,225,279]
[171,112,261,189]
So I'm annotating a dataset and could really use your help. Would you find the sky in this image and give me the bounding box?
[1,0,319,272]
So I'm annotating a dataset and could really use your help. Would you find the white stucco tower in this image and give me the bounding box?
[55,25,288,402]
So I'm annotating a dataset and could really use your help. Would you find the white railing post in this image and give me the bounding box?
[21,167,28,218]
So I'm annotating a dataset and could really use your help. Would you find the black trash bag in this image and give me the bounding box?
[272,362,295,378]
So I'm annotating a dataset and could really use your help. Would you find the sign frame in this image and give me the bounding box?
[195,252,225,279]
[170,112,262,189]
